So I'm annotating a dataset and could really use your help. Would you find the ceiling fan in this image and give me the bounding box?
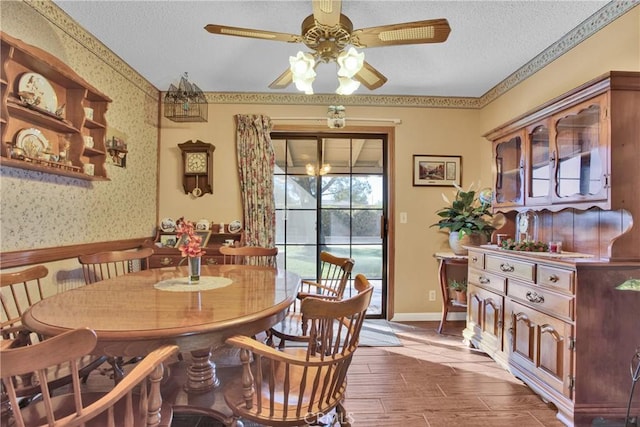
[205,0,451,94]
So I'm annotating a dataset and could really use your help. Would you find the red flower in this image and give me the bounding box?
[176,217,205,258]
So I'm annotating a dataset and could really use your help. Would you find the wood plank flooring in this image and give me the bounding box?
[342,320,564,427]
[79,320,564,426]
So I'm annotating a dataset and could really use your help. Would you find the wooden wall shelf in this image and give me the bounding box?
[1,31,112,181]
[0,156,108,181]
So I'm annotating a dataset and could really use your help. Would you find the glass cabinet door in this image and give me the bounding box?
[553,95,607,202]
[526,122,551,205]
[494,131,524,207]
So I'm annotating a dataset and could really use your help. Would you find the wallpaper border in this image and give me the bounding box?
[28,0,637,109]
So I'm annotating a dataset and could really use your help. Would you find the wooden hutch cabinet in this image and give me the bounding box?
[464,71,640,427]
[144,224,243,268]
[486,72,639,218]
[1,32,111,180]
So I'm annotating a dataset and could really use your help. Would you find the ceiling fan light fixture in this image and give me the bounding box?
[290,51,317,94]
[305,162,332,176]
[337,47,364,78]
[289,51,316,79]
[336,76,360,95]
[293,77,315,95]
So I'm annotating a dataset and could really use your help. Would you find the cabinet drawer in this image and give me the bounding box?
[508,280,574,321]
[486,255,534,282]
[149,255,181,268]
[468,268,506,294]
[149,255,222,268]
[202,256,222,265]
[468,250,485,269]
[537,265,574,295]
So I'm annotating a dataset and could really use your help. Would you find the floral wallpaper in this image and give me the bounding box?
[1,1,159,252]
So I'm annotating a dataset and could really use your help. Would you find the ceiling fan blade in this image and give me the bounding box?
[269,68,294,89]
[205,24,301,43]
[312,0,342,27]
[351,19,451,48]
[354,61,388,90]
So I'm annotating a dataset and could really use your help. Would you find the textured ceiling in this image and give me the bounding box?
[53,0,611,97]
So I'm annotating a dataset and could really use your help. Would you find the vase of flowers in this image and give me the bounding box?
[176,217,206,283]
[431,184,496,255]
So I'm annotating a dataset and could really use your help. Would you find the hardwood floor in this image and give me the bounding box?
[75,320,564,426]
[343,320,564,427]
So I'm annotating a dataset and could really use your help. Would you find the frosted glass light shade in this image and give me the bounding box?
[337,47,364,78]
[336,77,360,95]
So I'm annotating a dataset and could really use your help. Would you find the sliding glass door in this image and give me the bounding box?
[271,132,387,318]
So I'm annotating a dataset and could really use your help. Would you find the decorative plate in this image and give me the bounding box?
[16,128,48,158]
[18,73,58,113]
[196,219,210,231]
[160,218,176,232]
[228,220,242,233]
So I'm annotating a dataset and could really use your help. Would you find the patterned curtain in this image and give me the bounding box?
[235,114,276,256]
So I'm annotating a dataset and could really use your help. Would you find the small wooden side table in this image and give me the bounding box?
[433,252,468,334]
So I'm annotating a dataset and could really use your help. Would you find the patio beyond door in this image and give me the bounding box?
[272,133,387,317]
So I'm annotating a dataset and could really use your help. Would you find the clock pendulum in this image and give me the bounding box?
[192,175,203,197]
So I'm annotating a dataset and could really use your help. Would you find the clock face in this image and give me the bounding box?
[185,152,207,174]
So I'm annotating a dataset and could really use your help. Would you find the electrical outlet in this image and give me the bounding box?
[429,290,436,301]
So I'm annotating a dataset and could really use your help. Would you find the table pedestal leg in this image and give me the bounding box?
[186,347,220,392]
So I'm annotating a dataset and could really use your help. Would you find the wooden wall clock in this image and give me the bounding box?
[178,140,215,197]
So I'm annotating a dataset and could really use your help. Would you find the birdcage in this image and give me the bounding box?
[163,73,208,122]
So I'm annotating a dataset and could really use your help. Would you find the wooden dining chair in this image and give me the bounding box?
[267,251,354,349]
[1,265,47,345]
[0,266,106,406]
[78,247,154,378]
[219,245,278,267]
[223,274,373,427]
[78,247,154,285]
[1,327,178,427]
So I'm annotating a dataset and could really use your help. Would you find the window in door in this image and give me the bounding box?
[272,133,387,317]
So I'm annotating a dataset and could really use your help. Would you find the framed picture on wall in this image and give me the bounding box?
[413,155,462,187]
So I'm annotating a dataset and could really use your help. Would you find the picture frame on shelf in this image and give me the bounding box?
[160,234,178,247]
[175,230,211,248]
[413,155,461,187]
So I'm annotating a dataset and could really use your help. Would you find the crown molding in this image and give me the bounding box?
[202,92,481,109]
[27,0,159,100]
[478,0,638,108]
[32,0,637,109]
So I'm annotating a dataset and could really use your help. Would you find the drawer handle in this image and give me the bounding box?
[548,274,559,283]
[472,256,478,263]
[160,257,174,266]
[479,276,490,285]
[205,258,217,265]
[526,291,545,304]
[500,263,515,272]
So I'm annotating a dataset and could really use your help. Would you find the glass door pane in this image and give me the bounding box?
[272,133,386,318]
[555,103,602,198]
[495,134,523,205]
[528,124,551,204]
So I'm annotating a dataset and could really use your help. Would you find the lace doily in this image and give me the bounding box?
[153,276,233,292]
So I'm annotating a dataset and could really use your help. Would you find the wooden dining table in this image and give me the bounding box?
[21,264,301,425]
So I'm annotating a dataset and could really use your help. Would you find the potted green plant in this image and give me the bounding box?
[432,184,496,255]
[448,279,468,304]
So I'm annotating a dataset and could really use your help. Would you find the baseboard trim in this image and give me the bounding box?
[390,312,466,322]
